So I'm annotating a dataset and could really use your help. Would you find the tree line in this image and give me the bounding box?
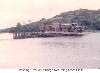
[3,9,100,33]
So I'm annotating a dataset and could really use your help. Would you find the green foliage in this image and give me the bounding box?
[6,9,100,33]
[9,23,40,33]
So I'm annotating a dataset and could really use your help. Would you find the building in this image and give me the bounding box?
[61,23,72,32]
[40,23,61,32]
[40,23,83,33]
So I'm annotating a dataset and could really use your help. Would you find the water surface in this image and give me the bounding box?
[0,32,100,68]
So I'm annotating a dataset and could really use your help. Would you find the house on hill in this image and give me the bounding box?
[40,23,83,33]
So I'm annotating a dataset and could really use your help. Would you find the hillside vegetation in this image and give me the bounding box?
[4,9,100,33]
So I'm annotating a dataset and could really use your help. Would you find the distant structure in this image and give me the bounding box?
[40,23,84,33]
[13,23,84,39]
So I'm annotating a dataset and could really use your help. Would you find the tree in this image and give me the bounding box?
[15,22,23,32]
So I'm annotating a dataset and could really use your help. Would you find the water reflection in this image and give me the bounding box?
[0,32,100,68]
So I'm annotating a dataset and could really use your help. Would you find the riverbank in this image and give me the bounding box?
[13,31,84,39]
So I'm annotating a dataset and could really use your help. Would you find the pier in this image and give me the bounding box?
[13,31,84,39]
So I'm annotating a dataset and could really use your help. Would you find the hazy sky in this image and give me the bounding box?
[0,0,100,29]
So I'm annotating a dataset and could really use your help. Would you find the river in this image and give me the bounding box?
[0,32,100,69]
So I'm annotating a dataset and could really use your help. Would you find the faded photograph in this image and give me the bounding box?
[0,0,100,69]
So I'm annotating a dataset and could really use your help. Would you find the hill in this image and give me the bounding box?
[5,9,100,33]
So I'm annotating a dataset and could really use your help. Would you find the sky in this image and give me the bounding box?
[0,0,100,29]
